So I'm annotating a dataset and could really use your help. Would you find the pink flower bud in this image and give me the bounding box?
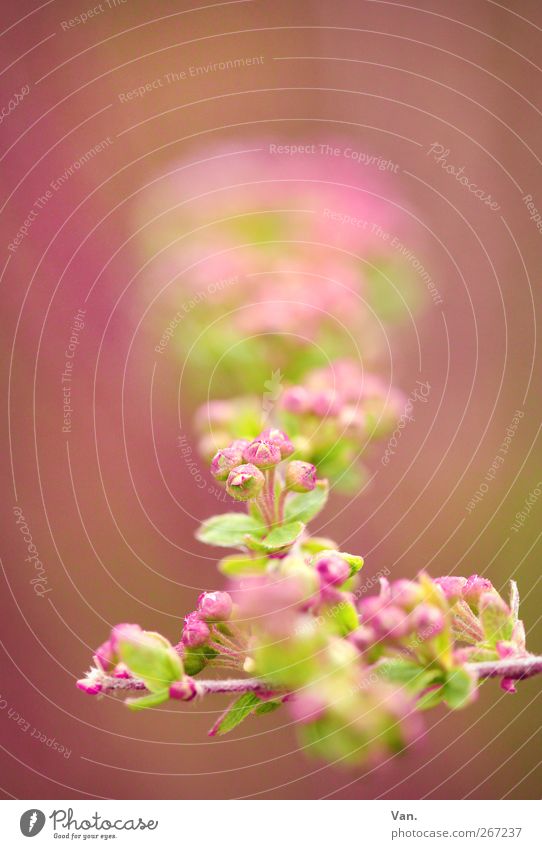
[210,445,244,481]
[315,554,351,587]
[182,613,210,648]
[433,576,467,602]
[259,428,295,459]
[462,574,494,609]
[285,460,317,492]
[358,596,385,621]
[373,605,411,639]
[226,463,265,500]
[197,591,233,622]
[348,625,377,651]
[281,386,310,414]
[169,677,198,701]
[230,438,250,453]
[500,678,517,694]
[311,389,341,418]
[409,604,445,638]
[389,579,424,609]
[242,439,281,469]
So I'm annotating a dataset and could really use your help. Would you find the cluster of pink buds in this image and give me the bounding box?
[182,591,234,648]
[352,577,445,661]
[210,428,318,530]
[280,360,406,436]
[180,591,250,674]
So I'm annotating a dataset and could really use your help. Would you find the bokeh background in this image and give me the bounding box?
[1,0,541,800]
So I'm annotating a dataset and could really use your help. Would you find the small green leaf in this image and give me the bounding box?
[329,600,359,636]
[314,549,364,577]
[338,551,364,576]
[442,668,476,709]
[196,513,265,548]
[118,634,182,693]
[255,699,282,715]
[210,693,262,736]
[285,480,329,524]
[416,686,446,710]
[300,536,338,554]
[125,690,169,711]
[479,596,514,646]
[218,553,270,577]
[260,521,305,551]
[243,534,271,553]
[379,660,442,693]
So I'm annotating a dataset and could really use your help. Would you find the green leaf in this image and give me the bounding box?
[300,536,338,555]
[313,549,364,577]
[196,513,265,548]
[416,686,446,710]
[211,693,262,736]
[442,668,476,709]
[338,551,364,576]
[285,480,329,524]
[479,597,514,646]
[329,600,359,636]
[125,690,169,711]
[379,660,442,693]
[243,534,271,553]
[260,521,305,552]
[218,553,270,577]
[255,699,282,715]
[118,634,183,693]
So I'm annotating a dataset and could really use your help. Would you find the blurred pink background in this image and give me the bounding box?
[1,0,541,799]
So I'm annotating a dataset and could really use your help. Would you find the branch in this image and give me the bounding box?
[194,678,274,696]
[467,655,542,681]
[83,655,542,700]
[91,673,274,698]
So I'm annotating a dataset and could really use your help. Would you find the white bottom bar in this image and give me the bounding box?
[1,799,539,848]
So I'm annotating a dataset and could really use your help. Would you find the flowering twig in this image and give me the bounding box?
[468,655,542,681]
[78,419,541,762]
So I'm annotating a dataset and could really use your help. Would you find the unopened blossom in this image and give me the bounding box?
[311,389,342,418]
[434,576,467,602]
[315,554,351,588]
[242,439,281,469]
[197,591,233,622]
[286,460,317,492]
[281,386,310,414]
[259,428,295,458]
[169,677,198,701]
[210,445,245,481]
[462,574,494,610]
[226,463,265,500]
[409,604,445,639]
[182,613,211,648]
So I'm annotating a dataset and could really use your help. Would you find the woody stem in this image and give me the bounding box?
[467,655,542,681]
